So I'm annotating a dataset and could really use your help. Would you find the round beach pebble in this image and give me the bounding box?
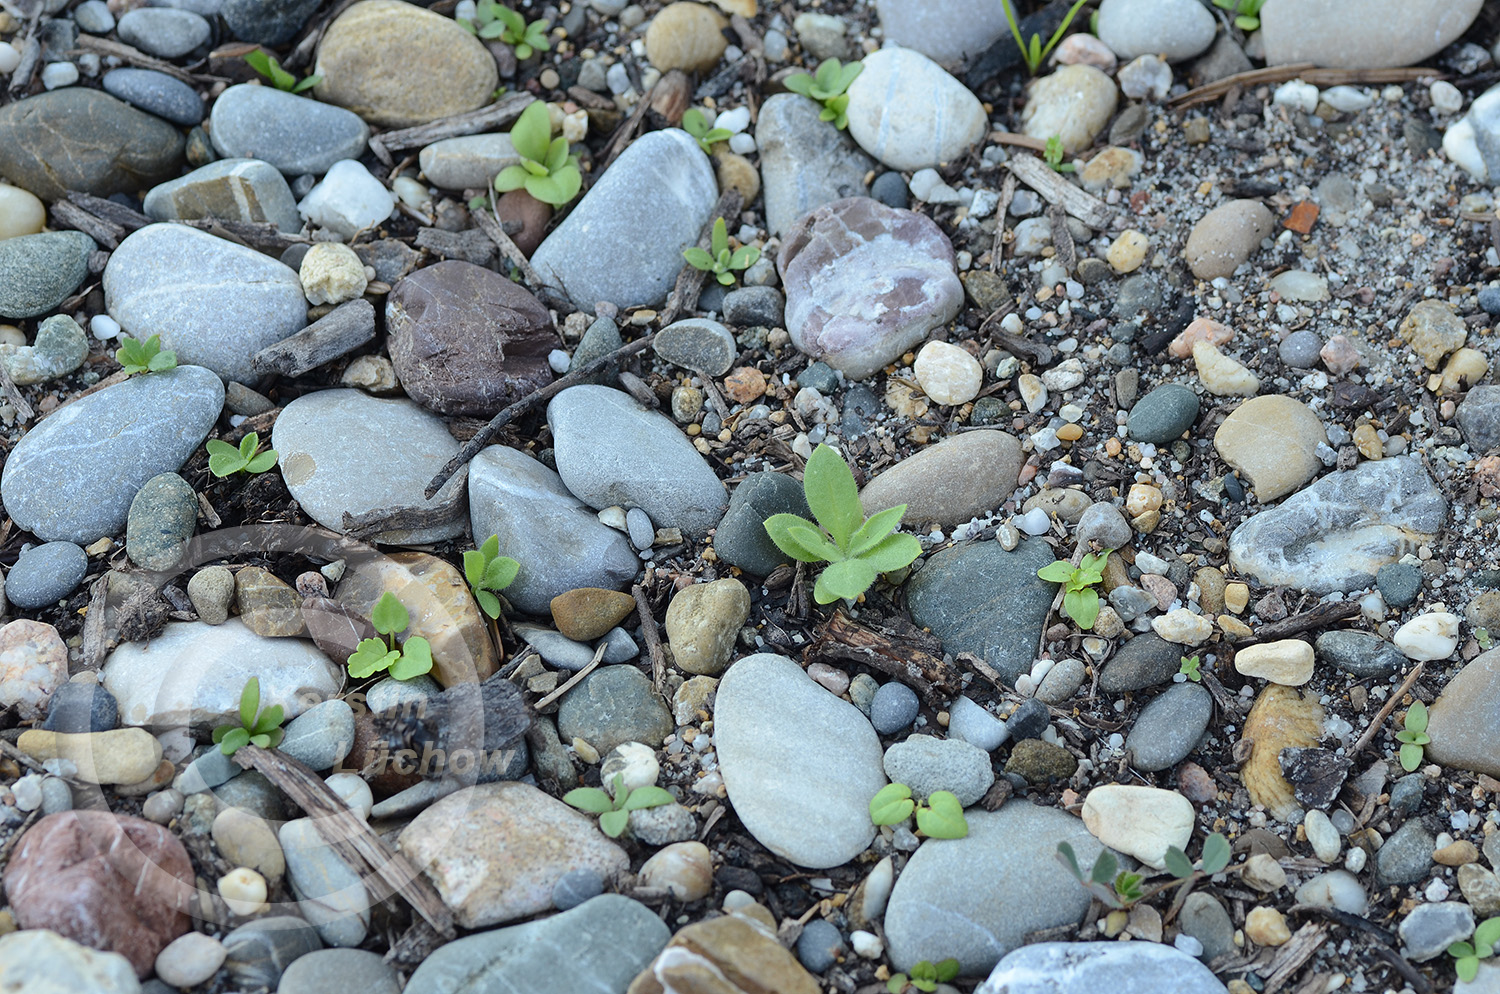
[913,340,982,405]
[645,2,728,73]
[1185,200,1275,280]
[0,183,45,241]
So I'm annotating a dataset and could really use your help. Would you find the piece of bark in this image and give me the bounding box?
[253,299,376,377]
[369,92,535,163]
[49,200,125,249]
[1246,600,1360,643]
[804,609,960,706]
[413,227,496,267]
[1004,155,1114,230]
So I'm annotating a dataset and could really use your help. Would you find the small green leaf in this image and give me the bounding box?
[814,57,839,91]
[856,532,922,574]
[1163,845,1194,879]
[1064,587,1100,629]
[239,677,260,730]
[710,217,730,257]
[292,74,321,93]
[870,783,915,825]
[212,725,230,744]
[563,786,614,814]
[219,726,250,755]
[934,959,959,983]
[682,246,716,270]
[244,48,275,80]
[599,809,629,837]
[253,704,283,735]
[621,785,675,811]
[370,591,409,636]
[347,638,398,679]
[1458,955,1481,983]
[728,245,759,270]
[510,100,552,162]
[483,556,519,591]
[783,73,813,96]
[1233,14,1259,30]
[836,60,863,93]
[245,450,277,474]
[715,270,735,286]
[392,636,434,680]
[787,523,843,564]
[513,41,533,59]
[1453,941,1479,959]
[1400,742,1424,771]
[475,589,501,619]
[1406,700,1428,734]
[887,976,909,994]
[1201,832,1231,874]
[914,791,967,839]
[1056,841,1084,881]
[1090,849,1118,887]
[239,431,260,460]
[1476,917,1500,951]
[763,513,829,563]
[814,557,877,604]
[682,107,707,136]
[1395,730,1420,744]
[494,165,529,193]
[481,534,500,560]
[1037,560,1075,583]
[463,549,487,587]
[803,444,862,551]
[848,505,905,558]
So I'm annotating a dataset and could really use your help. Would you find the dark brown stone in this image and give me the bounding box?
[495,189,552,256]
[349,709,424,797]
[303,595,377,661]
[5,810,193,977]
[386,260,555,416]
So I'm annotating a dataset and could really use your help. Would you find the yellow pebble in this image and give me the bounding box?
[1353,423,1383,460]
[1224,582,1250,614]
[1244,907,1291,947]
[1057,423,1083,442]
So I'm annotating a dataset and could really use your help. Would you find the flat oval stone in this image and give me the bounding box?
[0,231,94,320]
[387,260,555,416]
[858,429,1023,528]
[468,444,639,616]
[1260,0,1480,69]
[0,88,184,201]
[1126,383,1199,444]
[105,224,307,384]
[1123,682,1212,772]
[222,916,323,990]
[0,365,223,543]
[1185,199,1274,280]
[210,83,369,176]
[272,389,468,544]
[1021,64,1119,154]
[1427,648,1500,778]
[1314,630,1403,679]
[977,941,1228,994]
[844,46,986,171]
[6,542,88,609]
[1213,394,1326,502]
[532,128,717,310]
[125,472,197,571]
[756,92,873,236]
[102,68,203,126]
[144,159,301,231]
[277,948,402,994]
[780,197,963,380]
[874,0,1014,65]
[548,385,727,539]
[222,0,322,45]
[654,318,738,375]
[280,817,370,946]
[418,133,520,191]
[313,0,497,127]
[715,653,886,869]
[117,7,210,57]
[1098,632,1181,693]
[1097,0,1216,61]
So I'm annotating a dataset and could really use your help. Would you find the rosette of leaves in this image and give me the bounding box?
[868,783,968,839]
[494,100,582,207]
[682,107,732,155]
[115,334,176,375]
[1452,917,1500,983]
[1036,550,1111,630]
[212,677,284,756]
[206,432,278,478]
[1397,699,1430,772]
[763,444,922,605]
[347,591,434,681]
[459,0,550,58]
[782,57,863,130]
[562,774,675,837]
[464,535,520,620]
[682,217,759,286]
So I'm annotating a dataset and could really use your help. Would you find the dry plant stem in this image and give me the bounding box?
[1169,62,1441,110]
[369,91,536,163]
[1247,600,1360,642]
[0,356,33,425]
[633,583,668,691]
[422,333,657,498]
[1349,660,1425,757]
[534,643,607,711]
[75,35,203,84]
[989,171,1017,272]
[1004,155,1114,229]
[1262,922,1327,994]
[233,744,455,937]
[79,573,110,671]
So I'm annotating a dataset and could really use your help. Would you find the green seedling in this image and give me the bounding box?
[783,57,863,130]
[1212,0,1265,32]
[1043,134,1074,172]
[1003,0,1091,75]
[212,677,285,755]
[460,0,550,58]
[1162,832,1231,880]
[887,958,960,993]
[1479,627,1493,651]
[1179,654,1202,682]
[563,773,675,837]
[1397,699,1430,772]
[1451,917,1500,982]
[764,444,923,605]
[682,217,760,286]
[868,783,968,839]
[347,591,434,681]
[464,534,520,620]
[1037,550,1111,630]
[115,334,176,375]
[495,100,582,206]
[244,49,321,94]
[682,107,733,155]
[1058,832,1230,909]
[206,432,278,478]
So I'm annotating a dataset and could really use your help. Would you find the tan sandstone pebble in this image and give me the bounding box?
[1399,299,1466,370]
[1080,146,1141,192]
[913,340,982,405]
[1224,582,1250,614]
[1245,906,1291,946]
[1233,639,1315,686]
[1184,199,1274,279]
[645,2,728,73]
[1434,839,1480,866]
[1213,394,1327,502]
[1240,852,1287,891]
[1193,341,1260,396]
[17,728,163,785]
[300,242,368,306]
[664,578,750,676]
[1353,423,1384,460]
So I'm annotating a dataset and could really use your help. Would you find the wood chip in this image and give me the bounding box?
[1004,155,1113,231]
[369,91,536,164]
[1262,922,1327,994]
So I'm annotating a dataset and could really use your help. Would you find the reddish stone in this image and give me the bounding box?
[386,260,555,417]
[1283,200,1319,234]
[496,189,552,256]
[5,810,193,977]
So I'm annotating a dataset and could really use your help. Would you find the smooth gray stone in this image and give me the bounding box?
[756,92,873,236]
[277,948,401,994]
[403,895,669,994]
[102,67,202,126]
[722,285,785,327]
[595,627,638,663]
[1229,457,1447,594]
[104,224,307,384]
[530,128,717,309]
[713,471,811,577]
[653,318,738,376]
[570,316,622,386]
[222,0,322,45]
[1400,902,1475,962]
[1123,682,1212,772]
[1376,818,1434,886]
[882,734,994,806]
[513,623,597,672]
[254,299,376,376]
[1099,633,1182,693]
[223,916,323,989]
[116,7,210,58]
[1126,384,1200,444]
[556,665,673,757]
[73,0,114,33]
[467,443,639,615]
[0,365,223,543]
[6,541,88,608]
[277,699,355,771]
[125,471,197,571]
[548,385,728,539]
[0,231,94,320]
[1178,892,1234,960]
[976,941,1228,994]
[1314,630,1404,679]
[279,818,370,947]
[1096,0,1215,61]
[144,158,301,231]
[885,803,1108,976]
[905,539,1057,684]
[210,83,370,176]
[1459,385,1500,454]
[177,746,241,794]
[41,682,119,733]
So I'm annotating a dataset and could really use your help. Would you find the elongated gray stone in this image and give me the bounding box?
[976,941,1228,994]
[756,92,873,236]
[143,158,302,231]
[1228,457,1446,594]
[0,231,94,320]
[280,817,369,946]
[0,365,223,543]
[209,83,370,176]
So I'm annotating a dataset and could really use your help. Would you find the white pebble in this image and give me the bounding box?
[392,175,429,209]
[454,0,476,19]
[1273,80,1319,113]
[850,930,883,958]
[1344,847,1366,873]
[1174,934,1203,957]
[324,772,373,820]
[1393,612,1460,661]
[41,61,78,90]
[1016,507,1052,536]
[12,774,43,811]
[1303,809,1340,863]
[548,349,571,374]
[1321,86,1374,112]
[728,132,756,155]
[1425,878,1451,902]
[0,42,21,75]
[713,106,751,134]
[90,314,122,340]
[1430,81,1463,115]
[1135,551,1170,575]
[218,867,268,916]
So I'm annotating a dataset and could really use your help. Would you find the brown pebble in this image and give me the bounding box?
[1434,840,1480,866]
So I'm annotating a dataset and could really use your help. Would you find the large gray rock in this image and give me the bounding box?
[209,83,370,176]
[715,653,886,869]
[0,365,223,543]
[1260,0,1481,69]
[780,197,963,380]
[273,390,468,544]
[858,430,1022,527]
[104,224,307,383]
[844,47,986,171]
[976,941,1228,994]
[143,159,302,231]
[403,895,669,994]
[885,804,1108,976]
[468,444,639,615]
[1096,0,1216,61]
[1426,648,1500,778]
[756,93,873,236]
[547,385,727,539]
[874,0,1014,66]
[906,540,1057,684]
[530,128,717,309]
[1228,457,1446,594]
[102,619,343,728]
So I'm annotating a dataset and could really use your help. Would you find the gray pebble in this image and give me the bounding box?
[721,286,784,328]
[1399,902,1475,962]
[1279,329,1323,369]
[1113,275,1161,318]
[116,7,210,58]
[1314,630,1404,680]
[1376,818,1434,886]
[42,682,119,733]
[7,542,88,609]
[1388,773,1425,815]
[126,472,197,571]
[627,802,697,845]
[552,868,604,910]
[187,565,235,625]
[1178,893,1235,960]
[73,0,114,32]
[797,361,840,394]
[1006,697,1050,741]
[1036,657,1086,704]
[595,627,640,663]
[142,788,184,824]
[870,171,909,209]
[883,734,994,806]
[40,776,73,814]
[1123,682,1211,772]
[849,672,878,715]
[514,624,597,671]
[653,318,738,376]
[869,681,919,734]
[1126,384,1200,445]
[626,507,655,551]
[1376,562,1422,608]
[795,919,844,973]
[101,68,203,126]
